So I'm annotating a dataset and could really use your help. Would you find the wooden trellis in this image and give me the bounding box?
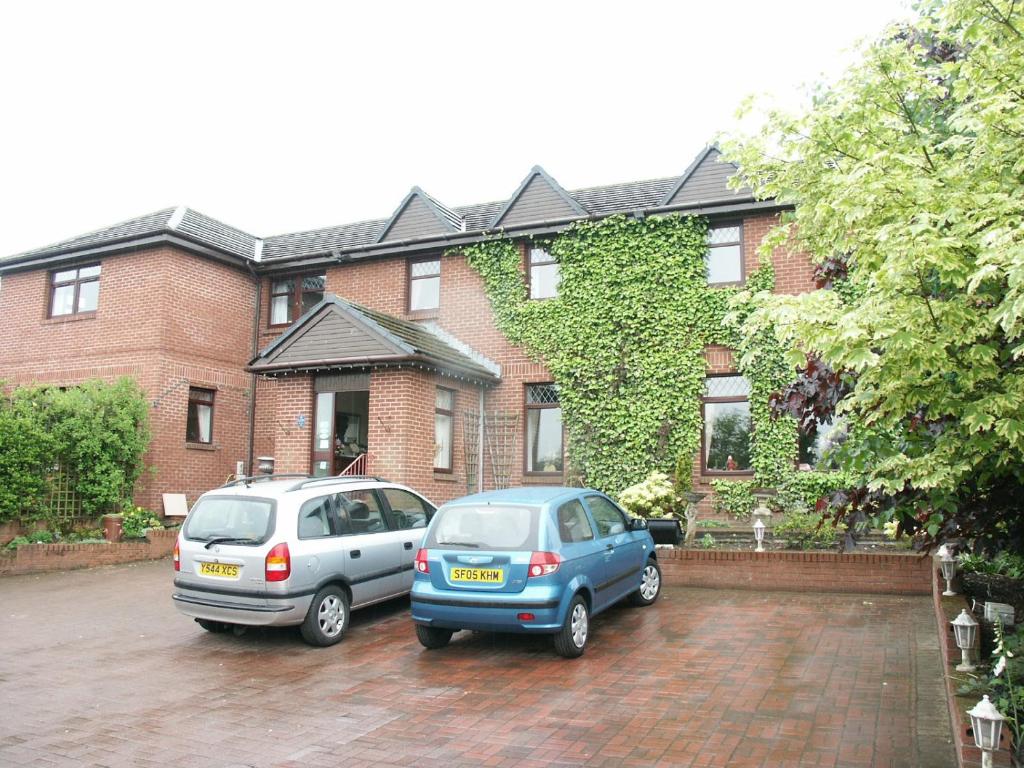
[44,464,84,525]
[462,410,480,494]
[485,411,520,490]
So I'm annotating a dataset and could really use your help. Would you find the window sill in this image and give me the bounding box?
[701,471,754,480]
[407,309,440,321]
[43,312,97,325]
[433,472,457,482]
[185,442,217,452]
[523,474,564,485]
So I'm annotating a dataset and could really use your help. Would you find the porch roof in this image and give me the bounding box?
[248,294,501,385]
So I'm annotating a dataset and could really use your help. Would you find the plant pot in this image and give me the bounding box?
[646,518,683,546]
[102,515,123,543]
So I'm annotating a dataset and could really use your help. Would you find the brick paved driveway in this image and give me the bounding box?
[0,560,952,767]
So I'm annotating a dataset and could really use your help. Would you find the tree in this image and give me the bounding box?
[721,0,1024,553]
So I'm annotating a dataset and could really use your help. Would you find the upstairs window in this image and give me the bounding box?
[409,258,440,311]
[186,387,215,444]
[434,387,455,472]
[702,375,752,473]
[269,274,325,325]
[528,247,559,300]
[50,264,101,317]
[706,224,743,285]
[525,384,563,474]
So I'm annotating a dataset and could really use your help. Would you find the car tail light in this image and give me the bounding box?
[517,612,536,621]
[265,542,291,582]
[415,548,430,574]
[173,538,180,572]
[528,551,561,578]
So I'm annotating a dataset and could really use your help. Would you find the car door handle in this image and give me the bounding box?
[606,544,614,551]
[404,542,413,550]
[350,550,361,559]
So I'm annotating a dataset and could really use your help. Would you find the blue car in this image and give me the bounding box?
[410,487,661,658]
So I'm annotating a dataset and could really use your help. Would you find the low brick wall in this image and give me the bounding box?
[0,528,178,577]
[658,548,932,595]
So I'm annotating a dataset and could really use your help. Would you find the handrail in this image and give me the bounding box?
[340,453,369,476]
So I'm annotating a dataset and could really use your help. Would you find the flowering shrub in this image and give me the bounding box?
[618,472,681,519]
[121,506,163,539]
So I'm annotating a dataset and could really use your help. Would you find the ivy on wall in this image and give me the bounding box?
[457,214,797,495]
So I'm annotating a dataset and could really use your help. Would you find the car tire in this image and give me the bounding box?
[415,624,454,650]
[300,585,350,647]
[553,595,589,658]
[630,558,662,606]
[196,619,231,633]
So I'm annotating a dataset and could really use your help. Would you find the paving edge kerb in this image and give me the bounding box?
[659,548,933,595]
[0,528,177,576]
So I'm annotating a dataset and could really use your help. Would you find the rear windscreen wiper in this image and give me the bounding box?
[204,537,260,549]
[436,540,481,548]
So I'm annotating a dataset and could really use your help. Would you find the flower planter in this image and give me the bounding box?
[102,515,123,543]
[646,518,683,546]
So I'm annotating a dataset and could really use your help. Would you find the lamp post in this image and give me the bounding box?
[951,609,979,672]
[940,550,957,596]
[968,695,1006,768]
[753,518,766,553]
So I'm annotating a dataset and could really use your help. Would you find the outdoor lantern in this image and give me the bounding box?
[753,518,766,553]
[968,695,1006,768]
[951,609,979,672]
[940,550,957,596]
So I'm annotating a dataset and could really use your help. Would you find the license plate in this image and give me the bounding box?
[199,562,240,579]
[450,567,503,583]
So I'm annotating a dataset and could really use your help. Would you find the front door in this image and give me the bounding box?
[311,391,335,477]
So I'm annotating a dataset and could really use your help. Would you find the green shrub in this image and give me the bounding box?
[710,479,755,519]
[776,471,854,513]
[618,471,681,518]
[699,534,716,549]
[4,530,56,550]
[0,391,58,522]
[774,510,843,550]
[121,506,163,539]
[959,551,1024,580]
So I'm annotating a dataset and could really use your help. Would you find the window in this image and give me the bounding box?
[557,499,595,543]
[335,489,387,534]
[706,224,743,285]
[409,258,440,311]
[528,247,559,300]
[186,387,215,444]
[298,496,335,539]
[381,488,434,530]
[585,495,628,538]
[269,274,325,325]
[702,375,752,473]
[49,264,101,317]
[434,388,455,472]
[525,384,563,474]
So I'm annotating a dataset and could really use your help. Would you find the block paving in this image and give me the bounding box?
[0,560,953,767]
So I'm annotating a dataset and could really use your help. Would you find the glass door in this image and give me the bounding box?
[311,391,335,477]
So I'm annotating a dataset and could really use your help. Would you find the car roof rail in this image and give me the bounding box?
[286,475,390,492]
[220,473,310,488]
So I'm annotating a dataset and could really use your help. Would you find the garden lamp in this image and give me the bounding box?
[753,518,766,553]
[968,695,1005,768]
[940,550,957,596]
[951,609,978,672]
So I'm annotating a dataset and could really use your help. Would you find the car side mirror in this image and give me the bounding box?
[629,517,648,531]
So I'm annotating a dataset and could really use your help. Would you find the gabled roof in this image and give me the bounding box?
[249,294,500,384]
[374,187,464,244]
[488,166,587,229]
[658,146,753,207]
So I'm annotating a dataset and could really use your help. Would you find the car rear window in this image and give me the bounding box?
[425,504,539,551]
[184,496,275,545]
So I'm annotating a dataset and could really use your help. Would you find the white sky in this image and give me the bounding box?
[0,1,910,257]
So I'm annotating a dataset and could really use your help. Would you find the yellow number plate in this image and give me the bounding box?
[450,567,503,583]
[199,562,240,579]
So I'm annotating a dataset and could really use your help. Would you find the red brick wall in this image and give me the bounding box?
[0,528,177,576]
[0,247,257,512]
[659,549,932,595]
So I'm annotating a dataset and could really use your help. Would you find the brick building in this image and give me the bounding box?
[0,147,814,513]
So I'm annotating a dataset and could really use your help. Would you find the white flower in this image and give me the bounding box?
[994,656,1006,676]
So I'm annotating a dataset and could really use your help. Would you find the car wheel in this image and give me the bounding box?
[630,558,662,606]
[300,585,350,647]
[553,595,589,658]
[195,619,231,633]
[415,624,454,650]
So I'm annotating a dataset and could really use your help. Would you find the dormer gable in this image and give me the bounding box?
[659,146,753,207]
[375,187,464,244]
[489,166,586,229]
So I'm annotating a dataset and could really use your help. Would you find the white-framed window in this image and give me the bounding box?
[434,387,454,471]
[706,224,743,285]
[528,247,559,300]
[702,375,752,473]
[409,258,441,311]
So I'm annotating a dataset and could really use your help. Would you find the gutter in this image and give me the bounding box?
[248,353,499,386]
[245,261,262,476]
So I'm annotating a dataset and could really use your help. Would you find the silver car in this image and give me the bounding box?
[172,475,435,646]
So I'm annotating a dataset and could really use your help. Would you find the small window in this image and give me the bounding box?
[528,247,559,300]
[434,387,455,472]
[409,258,440,311]
[335,489,387,534]
[381,488,434,530]
[186,387,215,444]
[525,384,563,474]
[585,495,628,538]
[269,274,325,325]
[706,224,743,285]
[298,496,334,539]
[557,499,595,543]
[703,375,752,473]
[50,264,101,317]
